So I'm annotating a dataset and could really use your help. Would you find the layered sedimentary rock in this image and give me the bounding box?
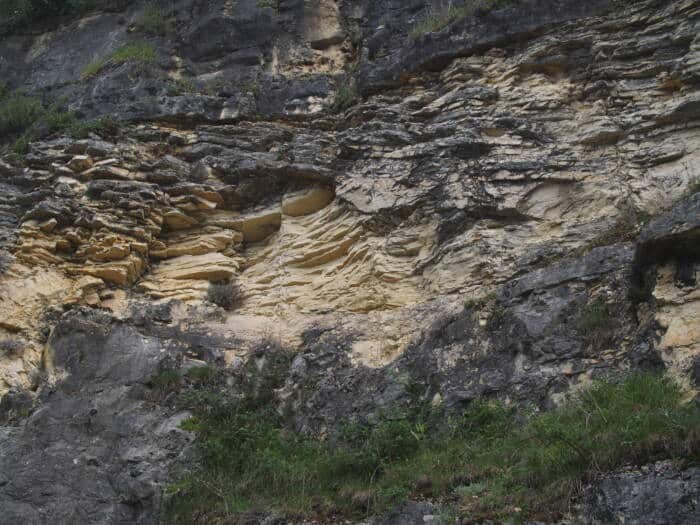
[0,0,699,523]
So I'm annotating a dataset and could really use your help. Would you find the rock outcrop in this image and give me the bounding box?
[0,0,699,523]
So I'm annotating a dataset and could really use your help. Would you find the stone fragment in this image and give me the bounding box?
[38,219,57,233]
[229,208,282,242]
[282,187,334,216]
[66,155,93,173]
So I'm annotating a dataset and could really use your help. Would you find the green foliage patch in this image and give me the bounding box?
[576,297,611,333]
[135,2,175,36]
[409,0,519,39]
[81,41,156,79]
[0,88,119,149]
[331,82,358,113]
[0,93,42,136]
[165,373,700,523]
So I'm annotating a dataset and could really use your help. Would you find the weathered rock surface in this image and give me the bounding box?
[1,0,699,523]
[0,308,193,524]
[580,461,700,525]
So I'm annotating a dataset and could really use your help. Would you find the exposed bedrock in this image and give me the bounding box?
[0,0,699,523]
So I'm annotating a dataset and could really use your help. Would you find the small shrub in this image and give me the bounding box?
[45,108,78,133]
[67,116,119,138]
[111,41,157,65]
[576,298,611,333]
[241,77,260,97]
[151,370,182,394]
[81,41,156,79]
[80,58,107,80]
[166,76,196,96]
[185,365,219,386]
[257,0,277,10]
[11,134,30,154]
[207,280,241,311]
[135,3,175,36]
[409,0,519,39]
[0,93,42,137]
[331,82,358,112]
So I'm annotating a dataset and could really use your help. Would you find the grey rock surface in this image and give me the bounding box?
[0,0,699,524]
[580,461,700,525]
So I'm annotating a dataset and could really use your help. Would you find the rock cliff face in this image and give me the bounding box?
[0,0,699,523]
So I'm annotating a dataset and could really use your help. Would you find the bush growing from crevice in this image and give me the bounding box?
[166,76,196,96]
[207,280,242,311]
[0,93,42,137]
[0,89,119,148]
[185,365,219,387]
[330,82,359,113]
[409,0,520,39]
[149,369,182,397]
[135,2,175,36]
[81,41,156,80]
[164,373,700,523]
[576,297,611,333]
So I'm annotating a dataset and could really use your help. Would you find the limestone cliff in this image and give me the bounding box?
[0,0,698,524]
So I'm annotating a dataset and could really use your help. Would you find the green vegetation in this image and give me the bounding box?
[12,134,30,154]
[410,0,519,39]
[66,115,119,138]
[576,297,611,333]
[0,0,97,31]
[241,77,260,97]
[135,2,175,36]
[166,76,196,96]
[81,41,156,80]
[150,370,182,395]
[186,366,219,387]
[0,92,42,136]
[257,0,278,11]
[165,373,700,523]
[331,82,358,113]
[0,88,119,149]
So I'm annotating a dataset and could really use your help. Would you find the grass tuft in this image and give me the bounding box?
[151,370,182,394]
[576,298,611,333]
[409,0,519,39]
[135,3,175,36]
[0,93,42,137]
[164,373,700,523]
[331,82,358,113]
[81,41,156,80]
